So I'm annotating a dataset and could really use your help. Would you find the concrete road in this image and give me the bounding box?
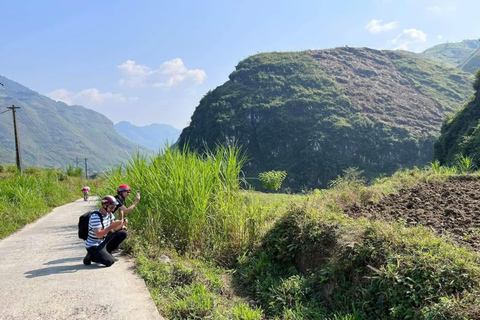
[0,198,163,320]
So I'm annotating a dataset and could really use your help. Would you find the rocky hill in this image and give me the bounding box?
[0,75,148,172]
[178,47,474,189]
[434,70,480,165]
[114,121,180,151]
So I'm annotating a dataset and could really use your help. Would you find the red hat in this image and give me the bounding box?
[117,184,131,194]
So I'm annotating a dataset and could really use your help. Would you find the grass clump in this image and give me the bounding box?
[103,145,282,264]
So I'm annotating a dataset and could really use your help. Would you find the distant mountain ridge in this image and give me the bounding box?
[114,121,181,151]
[0,75,148,171]
[421,39,480,73]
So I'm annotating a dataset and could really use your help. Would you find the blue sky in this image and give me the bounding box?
[1,0,479,129]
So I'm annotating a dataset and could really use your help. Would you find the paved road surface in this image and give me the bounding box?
[0,198,163,320]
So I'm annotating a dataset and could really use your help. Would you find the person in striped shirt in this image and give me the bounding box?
[83,195,128,266]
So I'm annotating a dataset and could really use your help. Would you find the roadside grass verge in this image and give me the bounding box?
[102,145,289,265]
[105,146,480,319]
[0,167,94,239]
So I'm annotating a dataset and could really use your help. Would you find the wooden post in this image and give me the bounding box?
[7,105,22,175]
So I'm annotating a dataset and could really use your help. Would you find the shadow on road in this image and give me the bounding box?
[44,257,84,265]
[25,263,103,278]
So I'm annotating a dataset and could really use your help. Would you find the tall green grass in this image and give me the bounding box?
[0,168,86,239]
[103,146,265,262]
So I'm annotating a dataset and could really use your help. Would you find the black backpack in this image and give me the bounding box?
[78,211,104,240]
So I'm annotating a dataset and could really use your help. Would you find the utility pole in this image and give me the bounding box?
[84,158,88,179]
[7,105,22,175]
[75,157,79,169]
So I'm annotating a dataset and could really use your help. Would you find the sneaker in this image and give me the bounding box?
[83,253,92,265]
[111,248,123,255]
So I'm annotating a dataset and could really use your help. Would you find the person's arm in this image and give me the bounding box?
[119,193,140,215]
[93,220,124,238]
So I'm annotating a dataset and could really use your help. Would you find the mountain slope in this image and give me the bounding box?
[457,46,480,73]
[421,39,480,73]
[178,48,473,189]
[0,75,148,171]
[114,121,181,151]
[434,70,480,165]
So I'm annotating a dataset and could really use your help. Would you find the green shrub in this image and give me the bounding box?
[258,170,287,191]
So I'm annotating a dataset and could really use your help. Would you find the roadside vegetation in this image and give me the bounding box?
[101,145,480,319]
[0,165,96,239]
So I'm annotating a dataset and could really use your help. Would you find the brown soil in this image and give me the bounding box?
[344,176,480,251]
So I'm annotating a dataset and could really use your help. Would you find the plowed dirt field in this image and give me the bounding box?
[344,176,480,251]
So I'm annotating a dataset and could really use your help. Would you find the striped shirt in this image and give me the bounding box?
[85,211,114,248]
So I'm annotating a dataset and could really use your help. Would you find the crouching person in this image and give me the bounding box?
[83,195,127,266]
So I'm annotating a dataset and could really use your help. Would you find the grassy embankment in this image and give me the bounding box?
[0,165,98,239]
[103,147,480,319]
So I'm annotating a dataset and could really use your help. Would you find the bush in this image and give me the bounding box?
[258,170,287,191]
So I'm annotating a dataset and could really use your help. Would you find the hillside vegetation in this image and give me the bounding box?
[421,39,480,73]
[0,75,148,172]
[179,48,473,189]
[435,70,480,166]
[102,147,480,319]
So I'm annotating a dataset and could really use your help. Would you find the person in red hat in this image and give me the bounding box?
[114,184,140,221]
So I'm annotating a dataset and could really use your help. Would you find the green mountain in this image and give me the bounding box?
[178,47,474,189]
[0,75,148,172]
[434,71,480,165]
[421,39,480,73]
[457,47,480,74]
[114,121,181,151]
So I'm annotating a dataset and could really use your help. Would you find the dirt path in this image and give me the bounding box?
[0,198,163,320]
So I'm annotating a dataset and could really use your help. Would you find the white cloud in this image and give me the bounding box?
[427,3,457,15]
[390,28,428,51]
[365,19,398,34]
[47,88,130,107]
[427,5,442,14]
[47,89,74,105]
[118,58,206,88]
